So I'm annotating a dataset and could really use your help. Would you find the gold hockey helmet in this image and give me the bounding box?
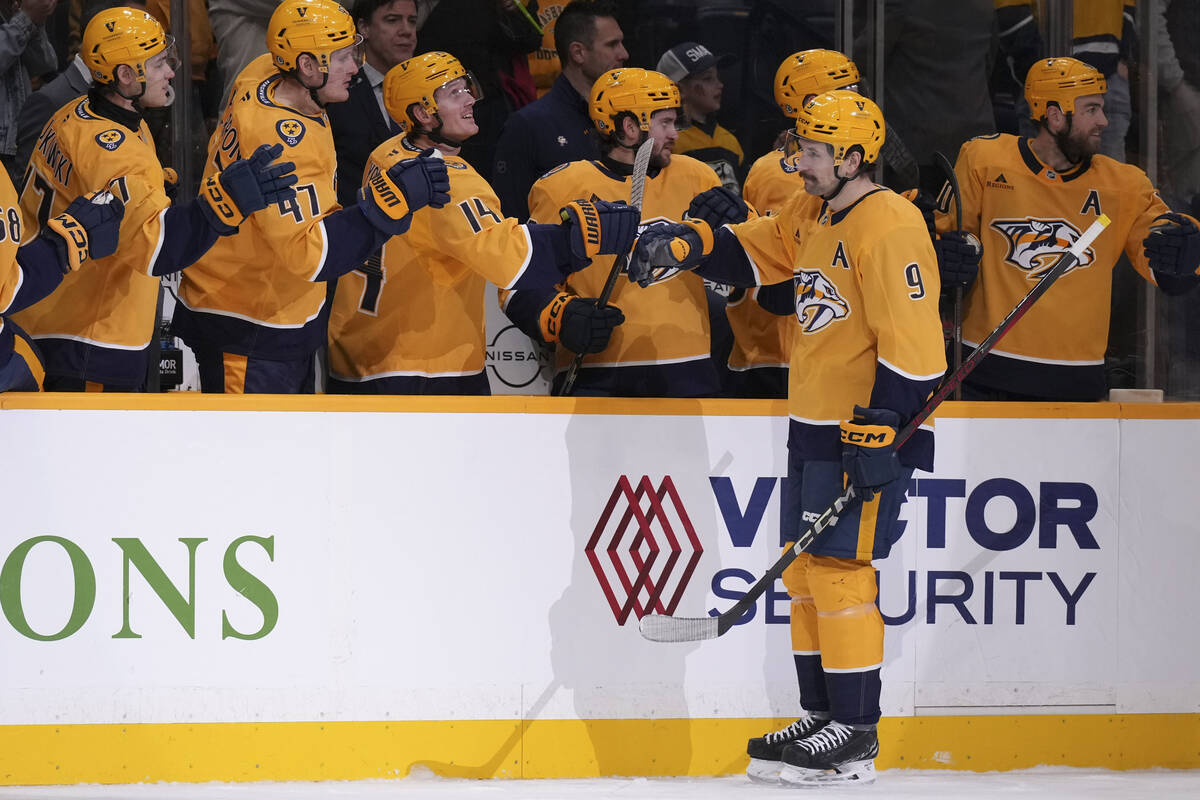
[81,8,174,86]
[789,89,885,165]
[267,0,361,74]
[774,50,860,117]
[383,52,483,133]
[588,68,681,136]
[1025,57,1107,120]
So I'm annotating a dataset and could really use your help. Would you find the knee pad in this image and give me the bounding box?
[807,556,883,671]
[782,549,818,652]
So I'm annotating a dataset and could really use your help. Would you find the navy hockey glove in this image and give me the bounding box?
[687,186,750,228]
[627,219,713,288]
[560,199,639,270]
[201,143,298,234]
[547,293,625,354]
[840,405,903,501]
[1144,213,1200,279]
[41,189,125,273]
[935,230,982,289]
[360,148,451,235]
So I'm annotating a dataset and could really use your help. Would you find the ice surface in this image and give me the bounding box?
[1,767,1198,800]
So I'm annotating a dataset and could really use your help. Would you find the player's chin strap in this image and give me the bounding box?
[289,68,331,107]
[612,130,650,156]
[821,146,870,202]
[414,116,467,149]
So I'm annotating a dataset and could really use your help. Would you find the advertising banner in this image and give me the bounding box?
[0,405,1195,730]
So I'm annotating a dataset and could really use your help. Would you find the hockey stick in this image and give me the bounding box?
[933,150,964,401]
[557,137,655,397]
[639,213,1111,643]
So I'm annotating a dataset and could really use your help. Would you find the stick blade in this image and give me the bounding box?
[638,613,720,642]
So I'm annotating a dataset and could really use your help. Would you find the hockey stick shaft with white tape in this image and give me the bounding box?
[639,213,1112,643]
[558,137,654,397]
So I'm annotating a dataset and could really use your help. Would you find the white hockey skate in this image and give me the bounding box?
[745,713,829,783]
[778,720,879,787]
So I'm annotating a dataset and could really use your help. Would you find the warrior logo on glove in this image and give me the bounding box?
[990,217,1096,279]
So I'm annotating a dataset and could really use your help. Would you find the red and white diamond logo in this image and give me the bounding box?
[586,475,704,625]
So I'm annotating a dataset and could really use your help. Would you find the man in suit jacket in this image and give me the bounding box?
[328,0,417,207]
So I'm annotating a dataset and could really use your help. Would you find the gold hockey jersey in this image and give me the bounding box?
[177,70,339,355]
[13,97,168,362]
[936,133,1170,398]
[329,137,537,382]
[728,150,812,373]
[730,187,945,467]
[0,168,27,321]
[515,154,721,374]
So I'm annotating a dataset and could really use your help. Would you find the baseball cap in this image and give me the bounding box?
[656,42,733,82]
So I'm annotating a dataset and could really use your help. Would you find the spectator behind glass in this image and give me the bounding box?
[415,0,541,176]
[328,0,417,208]
[657,41,742,194]
[491,0,626,220]
[9,0,136,185]
[208,0,281,102]
[0,0,58,176]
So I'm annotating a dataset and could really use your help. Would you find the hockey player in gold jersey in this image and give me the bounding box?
[326,51,639,394]
[174,0,456,393]
[12,7,298,392]
[935,57,1200,400]
[724,49,859,398]
[0,166,123,391]
[630,91,946,786]
[502,67,723,396]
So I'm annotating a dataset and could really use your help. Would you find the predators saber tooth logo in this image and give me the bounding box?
[990,217,1095,280]
[793,269,850,333]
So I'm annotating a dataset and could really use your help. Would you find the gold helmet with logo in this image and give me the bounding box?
[790,89,885,165]
[1024,57,1107,121]
[384,51,482,133]
[774,50,860,117]
[267,0,360,74]
[589,68,681,136]
[81,8,173,86]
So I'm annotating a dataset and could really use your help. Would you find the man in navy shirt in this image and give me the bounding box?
[491,0,627,220]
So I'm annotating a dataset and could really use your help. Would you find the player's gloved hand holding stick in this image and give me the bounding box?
[200,143,299,235]
[541,291,625,355]
[359,148,452,236]
[934,231,982,290]
[933,150,981,400]
[840,406,903,502]
[41,189,125,273]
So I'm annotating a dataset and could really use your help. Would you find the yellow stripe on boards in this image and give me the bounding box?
[1,392,1198,420]
[1,715,1197,785]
